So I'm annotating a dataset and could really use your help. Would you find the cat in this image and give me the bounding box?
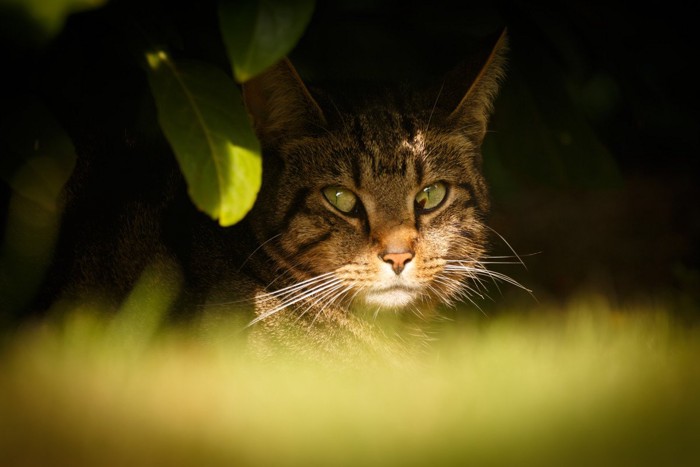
[38,31,509,362]
[199,30,510,360]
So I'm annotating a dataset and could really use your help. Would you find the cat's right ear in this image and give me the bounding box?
[242,59,327,145]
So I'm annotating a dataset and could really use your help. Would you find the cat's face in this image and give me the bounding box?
[242,32,506,314]
[256,110,489,311]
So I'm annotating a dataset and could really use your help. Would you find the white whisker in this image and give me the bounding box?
[431,277,486,315]
[442,261,490,292]
[485,225,528,271]
[425,81,444,134]
[308,284,356,326]
[237,233,282,272]
[259,272,337,301]
[443,264,532,295]
[317,288,352,321]
[297,283,347,324]
[247,277,343,327]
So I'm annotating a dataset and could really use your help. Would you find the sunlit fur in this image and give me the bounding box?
[237,32,520,353]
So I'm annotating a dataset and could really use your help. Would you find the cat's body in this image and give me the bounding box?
[38,32,508,361]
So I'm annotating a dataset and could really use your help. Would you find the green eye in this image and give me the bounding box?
[322,186,358,214]
[415,182,447,212]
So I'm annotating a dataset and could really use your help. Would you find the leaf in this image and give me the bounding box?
[218,0,315,83]
[0,96,76,317]
[0,97,77,211]
[0,0,108,46]
[145,51,262,227]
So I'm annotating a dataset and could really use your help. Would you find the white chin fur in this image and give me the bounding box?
[361,288,417,309]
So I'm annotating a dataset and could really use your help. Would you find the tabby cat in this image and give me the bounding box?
[213,31,510,360]
[40,31,509,362]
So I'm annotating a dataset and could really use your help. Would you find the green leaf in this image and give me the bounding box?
[0,96,76,317]
[0,97,77,211]
[145,51,262,227]
[0,0,108,46]
[218,0,315,83]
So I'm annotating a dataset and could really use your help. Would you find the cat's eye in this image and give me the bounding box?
[415,182,448,213]
[322,186,358,214]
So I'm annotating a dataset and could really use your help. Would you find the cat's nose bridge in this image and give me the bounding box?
[372,223,417,275]
[371,220,416,248]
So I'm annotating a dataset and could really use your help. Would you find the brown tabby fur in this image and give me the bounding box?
[227,31,509,361]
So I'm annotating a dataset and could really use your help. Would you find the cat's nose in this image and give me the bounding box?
[381,251,414,275]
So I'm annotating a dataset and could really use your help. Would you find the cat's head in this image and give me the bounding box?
[242,31,507,312]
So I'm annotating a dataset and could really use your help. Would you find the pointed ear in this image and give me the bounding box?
[242,58,327,145]
[439,29,508,142]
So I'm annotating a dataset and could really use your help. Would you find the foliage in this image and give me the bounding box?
[0,98,77,317]
[144,53,262,226]
[0,0,315,318]
[144,0,315,226]
[1,0,315,233]
[219,0,316,83]
[0,0,107,46]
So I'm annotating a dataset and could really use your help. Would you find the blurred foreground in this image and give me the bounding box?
[1,290,698,466]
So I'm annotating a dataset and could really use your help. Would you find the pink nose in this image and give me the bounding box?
[381,251,413,275]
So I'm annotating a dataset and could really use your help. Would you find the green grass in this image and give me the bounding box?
[1,293,699,466]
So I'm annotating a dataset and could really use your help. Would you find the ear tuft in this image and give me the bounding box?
[242,59,326,145]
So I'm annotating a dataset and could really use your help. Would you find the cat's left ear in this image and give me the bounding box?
[242,58,327,146]
[440,29,508,142]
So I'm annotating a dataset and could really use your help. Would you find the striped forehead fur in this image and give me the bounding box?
[273,103,486,214]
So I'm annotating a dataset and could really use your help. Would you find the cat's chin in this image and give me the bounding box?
[360,286,419,309]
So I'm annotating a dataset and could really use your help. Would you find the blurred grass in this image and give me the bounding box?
[1,288,698,466]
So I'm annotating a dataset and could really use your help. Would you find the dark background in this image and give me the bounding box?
[293,1,700,313]
[1,0,698,318]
